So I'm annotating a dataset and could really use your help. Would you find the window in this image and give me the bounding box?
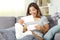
[37,0,50,15]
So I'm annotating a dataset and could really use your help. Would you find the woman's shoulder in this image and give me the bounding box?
[41,16,47,19]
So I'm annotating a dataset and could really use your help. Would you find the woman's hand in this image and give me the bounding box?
[23,25,27,32]
[18,19,24,25]
[35,25,42,31]
[35,24,49,34]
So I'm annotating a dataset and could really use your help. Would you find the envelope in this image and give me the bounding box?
[21,15,34,23]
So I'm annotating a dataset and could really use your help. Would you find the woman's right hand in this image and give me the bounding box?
[18,19,24,25]
[23,25,27,32]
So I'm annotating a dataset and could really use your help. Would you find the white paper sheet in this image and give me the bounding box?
[21,15,36,30]
[21,15,34,23]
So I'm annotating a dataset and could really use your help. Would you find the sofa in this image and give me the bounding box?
[0,15,60,40]
[0,17,16,40]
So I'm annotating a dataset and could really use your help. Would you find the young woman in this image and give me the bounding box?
[15,3,49,40]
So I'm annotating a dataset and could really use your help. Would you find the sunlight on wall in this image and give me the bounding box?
[49,0,60,15]
[0,0,25,17]
[25,0,37,13]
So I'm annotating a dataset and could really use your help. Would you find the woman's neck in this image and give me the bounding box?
[33,16,38,18]
[33,16,39,21]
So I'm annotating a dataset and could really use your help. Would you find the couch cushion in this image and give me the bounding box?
[0,29,16,40]
[46,15,57,29]
[54,33,60,40]
[0,33,5,40]
[0,17,16,29]
[20,35,34,40]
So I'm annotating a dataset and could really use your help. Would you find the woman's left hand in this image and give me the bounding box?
[23,25,27,32]
[35,25,42,30]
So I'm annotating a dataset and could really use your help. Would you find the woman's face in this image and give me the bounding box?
[29,6,37,17]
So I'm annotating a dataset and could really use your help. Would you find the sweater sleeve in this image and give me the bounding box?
[42,16,49,25]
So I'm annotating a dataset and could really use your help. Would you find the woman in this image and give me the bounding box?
[15,3,49,40]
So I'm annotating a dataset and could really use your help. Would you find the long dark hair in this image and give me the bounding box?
[26,3,42,18]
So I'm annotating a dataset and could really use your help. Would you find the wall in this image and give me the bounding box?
[0,0,37,17]
[49,0,60,16]
[0,0,25,17]
[25,0,37,15]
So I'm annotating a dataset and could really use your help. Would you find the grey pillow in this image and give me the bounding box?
[46,15,57,29]
[54,33,60,40]
[0,29,16,40]
[0,17,16,29]
[0,33,5,40]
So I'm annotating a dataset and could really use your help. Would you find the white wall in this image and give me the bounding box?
[0,0,37,17]
[25,0,37,15]
[0,0,25,17]
[49,0,60,16]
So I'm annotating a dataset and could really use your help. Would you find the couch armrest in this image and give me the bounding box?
[54,32,60,40]
[0,33,5,40]
[6,26,15,33]
[0,28,16,40]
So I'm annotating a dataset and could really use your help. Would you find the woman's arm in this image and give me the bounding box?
[41,24,49,34]
[18,19,27,32]
[23,25,27,32]
[35,24,49,34]
[41,16,49,34]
